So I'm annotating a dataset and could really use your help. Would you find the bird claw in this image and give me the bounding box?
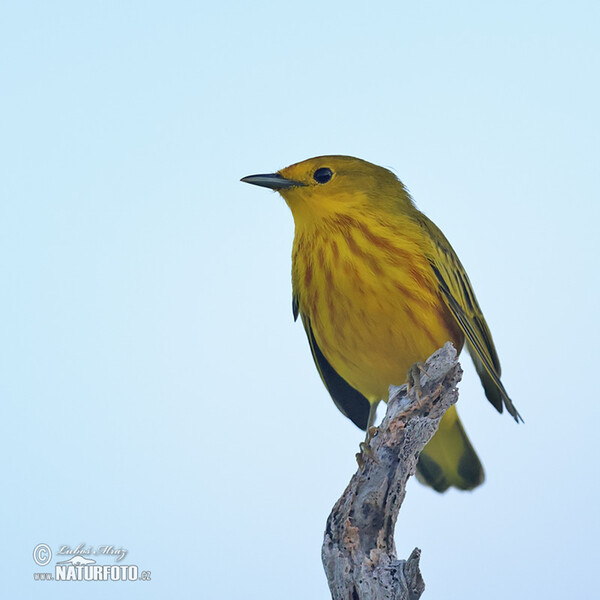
[356,425,378,467]
[406,361,430,399]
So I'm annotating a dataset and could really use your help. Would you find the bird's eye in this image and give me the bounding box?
[313,167,333,184]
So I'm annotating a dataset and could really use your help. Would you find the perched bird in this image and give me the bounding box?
[242,156,520,492]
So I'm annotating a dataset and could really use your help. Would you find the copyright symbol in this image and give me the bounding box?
[33,544,52,566]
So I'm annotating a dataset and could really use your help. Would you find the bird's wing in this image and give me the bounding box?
[418,216,522,422]
[293,295,371,430]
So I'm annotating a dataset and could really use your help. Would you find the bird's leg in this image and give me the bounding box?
[357,401,380,466]
[406,361,431,409]
[406,361,428,397]
[366,399,378,431]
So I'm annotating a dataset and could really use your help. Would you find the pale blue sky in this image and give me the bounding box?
[1,1,598,598]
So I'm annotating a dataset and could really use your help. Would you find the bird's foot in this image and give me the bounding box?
[356,425,378,468]
[406,361,430,399]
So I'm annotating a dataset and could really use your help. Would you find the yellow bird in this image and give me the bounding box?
[242,156,521,492]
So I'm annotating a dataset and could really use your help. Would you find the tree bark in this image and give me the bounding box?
[322,342,463,600]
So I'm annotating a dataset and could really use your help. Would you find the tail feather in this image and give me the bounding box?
[416,405,484,492]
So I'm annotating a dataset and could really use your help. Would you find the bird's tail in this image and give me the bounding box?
[415,405,484,492]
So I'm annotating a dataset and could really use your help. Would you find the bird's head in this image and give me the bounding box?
[241,155,414,227]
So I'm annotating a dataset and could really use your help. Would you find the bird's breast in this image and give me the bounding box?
[292,214,463,400]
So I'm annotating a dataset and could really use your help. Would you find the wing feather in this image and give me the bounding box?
[294,297,371,430]
[419,216,522,422]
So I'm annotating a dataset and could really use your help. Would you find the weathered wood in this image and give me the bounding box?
[322,343,463,600]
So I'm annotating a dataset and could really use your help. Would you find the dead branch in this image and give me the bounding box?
[322,342,463,600]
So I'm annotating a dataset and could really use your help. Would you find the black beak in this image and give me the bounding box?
[240,172,306,190]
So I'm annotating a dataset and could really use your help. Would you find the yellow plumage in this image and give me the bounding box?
[242,155,521,492]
